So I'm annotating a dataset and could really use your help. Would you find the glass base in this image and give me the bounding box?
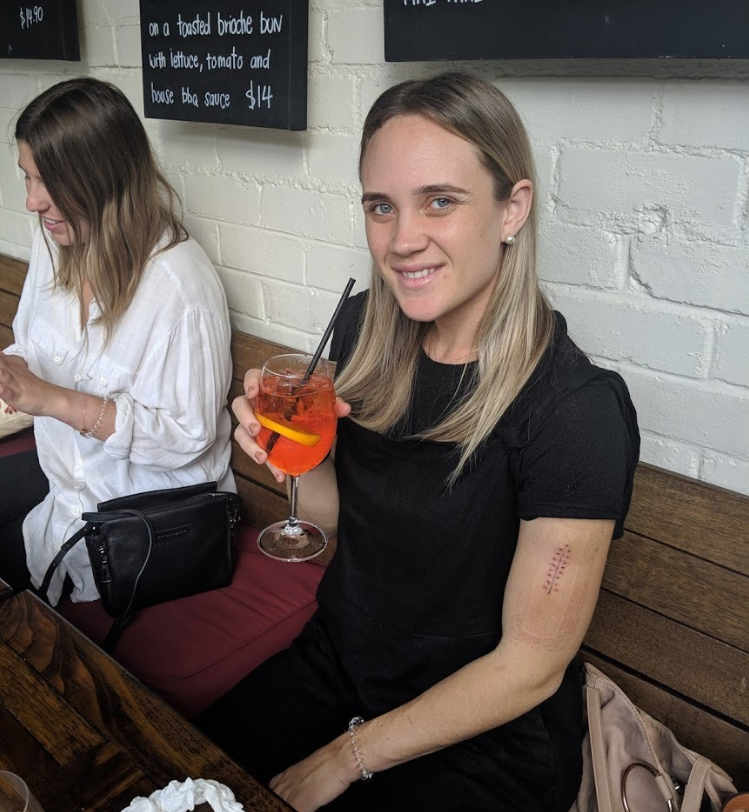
[257,519,327,562]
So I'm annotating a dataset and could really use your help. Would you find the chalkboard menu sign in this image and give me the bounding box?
[385,0,749,61]
[1,0,80,60]
[140,0,308,130]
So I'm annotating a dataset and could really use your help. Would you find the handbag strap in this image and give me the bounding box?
[40,525,90,598]
[680,757,714,812]
[585,682,616,812]
[586,675,678,812]
[101,508,155,652]
[38,511,154,653]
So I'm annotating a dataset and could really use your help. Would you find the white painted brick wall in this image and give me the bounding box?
[216,266,265,321]
[262,186,352,243]
[558,148,740,227]
[638,433,702,480]
[614,366,749,458]
[713,320,749,387]
[537,222,621,289]
[263,281,342,333]
[0,210,33,245]
[306,243,371,294]
[0,110,16,144]
[658,82,749,151]
[702,454,749,494]
[308,133,360,185]
[105,0,139,25]
[327,8,384,65]
[115,24,142,69]
[221,224,305,284]
[0,0,747,495]
[632,237,749,315]
[184,174,262,226]
[307,74,358,130]
[545,287,711,378]
[215,130,304,179]
[505,79,655,145]
[82,25,117,67]
[0,74,42,109]
[0,151,26,212]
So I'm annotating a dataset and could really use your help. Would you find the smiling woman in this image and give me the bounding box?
[361,116,513,332]
[18,142,85,247]
[0,77,235,606]
[339,76,549,483]
[197,73,640,812]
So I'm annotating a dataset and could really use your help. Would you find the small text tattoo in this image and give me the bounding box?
[544,544,571,594]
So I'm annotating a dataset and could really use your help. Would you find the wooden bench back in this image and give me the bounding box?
[2,253,747,787]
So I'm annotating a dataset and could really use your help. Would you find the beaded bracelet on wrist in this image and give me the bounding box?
[348,716,373,782]
[80,394,109,439]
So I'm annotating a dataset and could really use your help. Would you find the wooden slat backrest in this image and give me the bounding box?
[2,254,748,787]
[628,464,748,573]
[605,531,747,650]
[0,254,27,297]
[585,459,749,784]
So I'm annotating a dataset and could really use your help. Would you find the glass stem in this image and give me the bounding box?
[285,475,302,534]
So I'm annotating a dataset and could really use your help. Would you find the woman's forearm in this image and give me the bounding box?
[44,386,116,441]
[292,454,340,539]
[353,640,562,776]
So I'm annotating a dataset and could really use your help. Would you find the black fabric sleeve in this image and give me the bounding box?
[516,379,634,538]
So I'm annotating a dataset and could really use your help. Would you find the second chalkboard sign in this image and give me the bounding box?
[384,0,749,61]
[1,0,80,60]
[140,0,308,130]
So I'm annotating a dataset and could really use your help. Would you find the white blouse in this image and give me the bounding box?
[4,229,236,605]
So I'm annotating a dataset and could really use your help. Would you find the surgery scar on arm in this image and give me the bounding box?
[544,544,571,594]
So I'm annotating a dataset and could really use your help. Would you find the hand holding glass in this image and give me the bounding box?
[255,353,336,561]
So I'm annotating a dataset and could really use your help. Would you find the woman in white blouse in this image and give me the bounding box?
[0,77,235,605]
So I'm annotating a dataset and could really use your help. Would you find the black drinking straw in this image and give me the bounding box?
[264,278,355,455]
[301,276,356,385]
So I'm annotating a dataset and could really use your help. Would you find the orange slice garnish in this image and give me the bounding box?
[256,414,321,447]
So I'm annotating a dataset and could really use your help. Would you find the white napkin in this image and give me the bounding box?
[0,397,33,439]
[121,778,245,812]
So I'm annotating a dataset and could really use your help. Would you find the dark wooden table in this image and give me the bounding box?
[0,584,292,812]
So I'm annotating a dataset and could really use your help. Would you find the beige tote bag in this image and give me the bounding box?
[570,663,737,812]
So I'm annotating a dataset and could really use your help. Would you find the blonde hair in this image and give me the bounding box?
[15,77,185,343]
[336,72,555,482]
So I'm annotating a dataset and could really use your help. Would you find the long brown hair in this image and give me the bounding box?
[335,72,555,482]
[15,77,185,342]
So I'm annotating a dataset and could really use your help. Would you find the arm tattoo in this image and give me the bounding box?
[544,544,571,594]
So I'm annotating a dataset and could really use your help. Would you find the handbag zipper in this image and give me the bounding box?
[208,492,241,530]
[98,542,112,584]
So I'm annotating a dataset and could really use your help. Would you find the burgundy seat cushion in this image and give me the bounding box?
[57,524,323,716]
[0,427,36,458]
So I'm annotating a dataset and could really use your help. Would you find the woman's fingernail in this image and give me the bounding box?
[254,452,265,463]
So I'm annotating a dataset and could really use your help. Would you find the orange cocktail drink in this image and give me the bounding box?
[254,353,337,562]
[256,371,336,476]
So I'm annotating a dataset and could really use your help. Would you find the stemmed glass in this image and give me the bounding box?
[0,772,44,812]
[255,353,337,562]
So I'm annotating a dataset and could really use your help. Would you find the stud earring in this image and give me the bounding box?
[505,234,515,245]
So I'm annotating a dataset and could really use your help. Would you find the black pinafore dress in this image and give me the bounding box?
[313,349,584,812]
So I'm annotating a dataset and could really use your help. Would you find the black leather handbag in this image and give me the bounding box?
[40,481,241,650]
